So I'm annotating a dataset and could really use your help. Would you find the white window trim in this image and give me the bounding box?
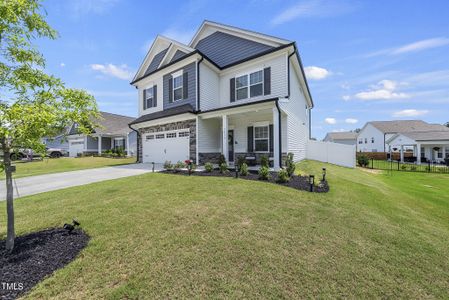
[235,69,264,101]
[172,72,183,102]
[144,86,155,109]
[253,125,270,153]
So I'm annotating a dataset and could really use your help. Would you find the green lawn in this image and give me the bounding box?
[0,156,136,179]
[1,161,448,298]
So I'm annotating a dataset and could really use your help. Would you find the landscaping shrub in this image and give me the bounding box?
[258,165,270,180]
[174,161,185,169]
[401,164,407,170]
[277,168,289,183]
[357,155,369,167]
[219,162,228,174]
[218,154,226,166]
[410,165,417,171]
[260,155,269,168]
[240,163,249,176]
[115,147,125,157]
[204,162,213,172]
[445,158,449,166]
[285,152,296,176]
[236,156,246,169]
[163,160,173,170]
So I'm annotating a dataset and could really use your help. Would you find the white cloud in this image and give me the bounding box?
[325,117,337,124]
[60,63,65,68]
[90,63,133,80]
[392,109,429,118]
[270,0,356,26]
[342,95,351,101]
[304,66,331,80]
[345,118,358,124]
[355,80,409,100]
[161,28,196,45]
[365,37,449,57]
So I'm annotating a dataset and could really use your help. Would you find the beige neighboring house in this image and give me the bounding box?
[323,132,357,145]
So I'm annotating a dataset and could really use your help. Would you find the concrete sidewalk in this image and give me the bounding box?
[0,163,160,201]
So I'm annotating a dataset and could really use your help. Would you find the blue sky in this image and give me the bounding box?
[38,0,449,139]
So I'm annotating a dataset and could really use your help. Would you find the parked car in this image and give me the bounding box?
[0,147,67,160]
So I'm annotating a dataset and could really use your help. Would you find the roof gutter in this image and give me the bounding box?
[128,124,140,163]
[196,56,204,111]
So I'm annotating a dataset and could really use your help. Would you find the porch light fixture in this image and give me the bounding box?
[309,175,315,192]
[322,168,326,182]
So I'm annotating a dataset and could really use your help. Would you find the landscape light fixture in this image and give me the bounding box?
[322,168,326,182]
[309,175,315,192]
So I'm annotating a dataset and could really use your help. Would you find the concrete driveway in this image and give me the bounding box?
[0,163,160,201]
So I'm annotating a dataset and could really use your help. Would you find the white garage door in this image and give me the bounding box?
[142,130,190,164]
[69,140,84,157]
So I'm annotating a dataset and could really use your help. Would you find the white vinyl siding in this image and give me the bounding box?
[278,60,308,162]
[356,124,386,152]
[138,76,163,116]
[218,52,287,109]
[199,63,220,111]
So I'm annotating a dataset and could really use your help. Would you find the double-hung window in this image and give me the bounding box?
[235,70,263,100]
[249,70,263,97]
[145,87,155,108]
[235,75,248,100]
[173,74,183,101]
[254,126,269,152]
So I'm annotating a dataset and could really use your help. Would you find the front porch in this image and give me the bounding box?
[86,134,132,156]
[388,140,449,164]
[197,102,287,170]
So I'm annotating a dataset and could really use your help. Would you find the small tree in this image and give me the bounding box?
[0,0,99,252]
[444,122,449,128]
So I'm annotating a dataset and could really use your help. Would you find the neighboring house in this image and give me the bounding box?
[129,20,314,170]
[323,132,357,145]
[42,127,71,153]
[386,131,449,164]
[67,111,137,157]
[356,120,449,153]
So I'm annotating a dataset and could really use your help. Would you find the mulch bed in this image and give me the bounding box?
[160,169,329,193]
[0,228,89,300]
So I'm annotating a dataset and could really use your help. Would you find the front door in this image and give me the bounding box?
[228,130,234,162]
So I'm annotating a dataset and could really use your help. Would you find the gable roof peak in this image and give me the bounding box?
[190,19,291,48]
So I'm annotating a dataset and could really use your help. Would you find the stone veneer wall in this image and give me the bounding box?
[137,119,196,163]
[199,152,222,164]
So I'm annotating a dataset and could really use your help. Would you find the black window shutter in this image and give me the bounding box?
[153,85,157,107]
[183,72,188,99]
[264,67,271,95]
[230,78,236,102]
[143,89,147,110]
[269,124,274,152]
[168,77,173,103]
[247,126,254,152]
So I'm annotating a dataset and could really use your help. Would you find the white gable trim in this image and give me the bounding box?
[189,20,291,48]
[133,35,195,84]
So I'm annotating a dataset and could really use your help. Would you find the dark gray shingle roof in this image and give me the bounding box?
[170,50,188,63]
[195,31,274,68]
[129,104,194,125]
[144,47,169,76]
[94,112,135,135]
[401,131,449,141]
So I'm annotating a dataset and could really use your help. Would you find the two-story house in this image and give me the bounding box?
[129,20,314,170]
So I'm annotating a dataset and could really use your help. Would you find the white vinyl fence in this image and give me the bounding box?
[307,140,356,168]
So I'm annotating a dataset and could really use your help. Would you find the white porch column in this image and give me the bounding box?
[400,145,404,162]
[442,146,446,162]
[98,135,102,155]
[272,107,280,171]
[222,115,228,164]
[126,133,130,157]
[417,143,421,164]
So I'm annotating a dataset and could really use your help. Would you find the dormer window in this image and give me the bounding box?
[173,74,183,101]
